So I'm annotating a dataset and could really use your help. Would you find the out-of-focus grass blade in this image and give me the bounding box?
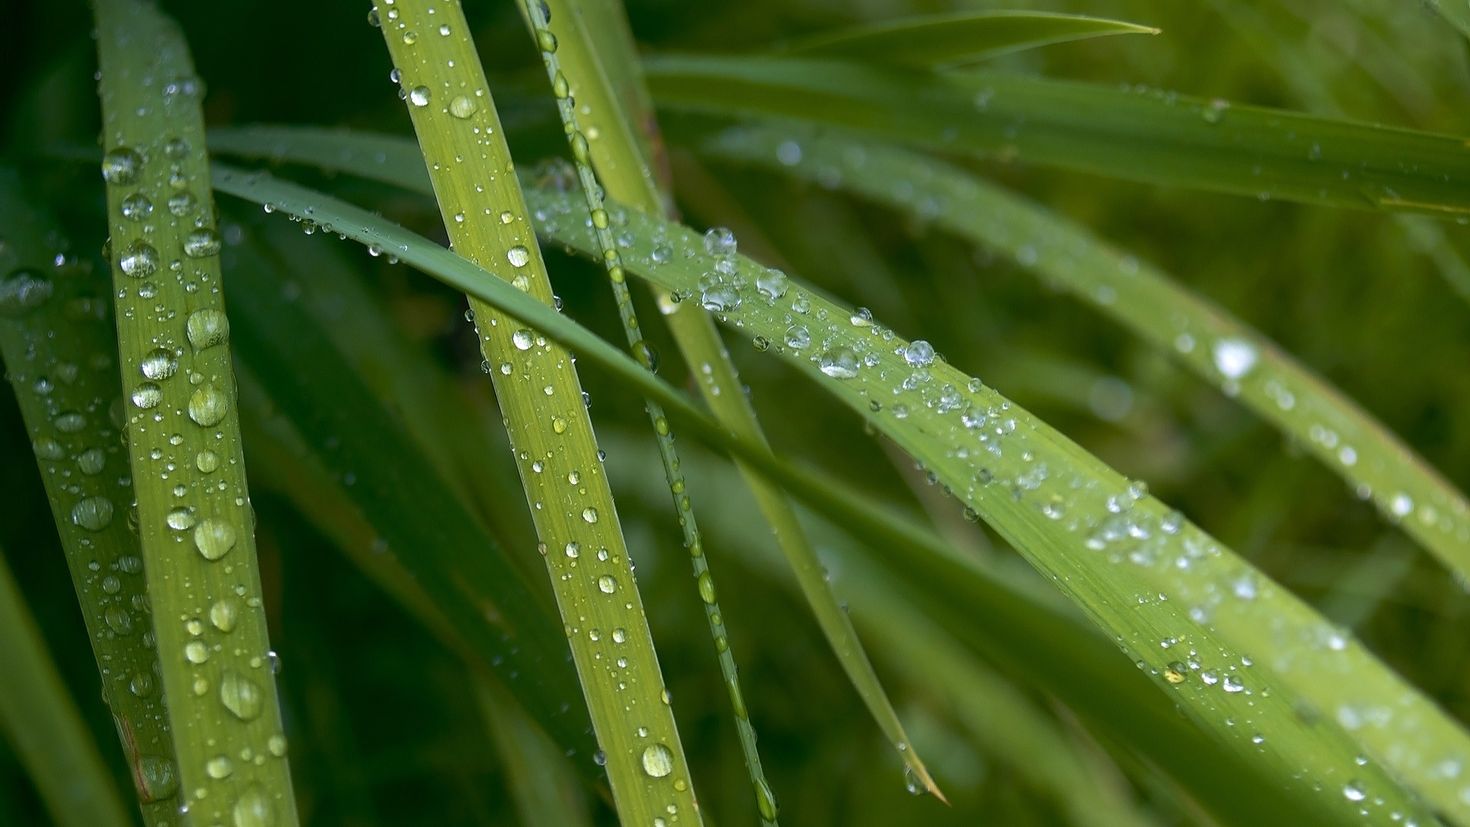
[0,171,179,823]
[0,547,131,827]
[370,1,698,820]
[700,125,1470,586]
[92,0,296,821]
[208,162,1465,823]
[642,54,1470,215]
[1428,0,1470,40]
[785,11,1158,67]
[476,681,593,827]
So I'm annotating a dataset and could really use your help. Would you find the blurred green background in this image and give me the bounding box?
[4,0,1470,824]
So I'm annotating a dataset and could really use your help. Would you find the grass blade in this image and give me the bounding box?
[784,11,1159,67]
[530,0,940,799]
[0,171,180,822]
[699,125,1470,588]
[369,1,698,820]
[1427,0,1470,40]
[92,0,297,822]
[642,54,1470,215]
[0,546,131,827]
[207,162,1467,823]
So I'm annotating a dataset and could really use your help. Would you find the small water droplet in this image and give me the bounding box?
[101,147,143,185]
[449,95,477,119]
[507,245,531,267]
[903,340,936,367]
[597,575,617,594]
[0,268,54,316]
[183,228,221,258]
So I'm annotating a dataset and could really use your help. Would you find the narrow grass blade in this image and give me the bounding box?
[92,1,297,822]
[642,54,1470,216]
[784,11,1159,67]
[369,1,698,820]
[530,0,941,799]
[208,163,1467,823]
[520,1,779,817]
[0,547,131,827]
[0,171,180,822]
[700,125,1470,588]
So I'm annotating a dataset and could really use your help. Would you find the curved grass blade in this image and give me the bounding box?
[784,11,1158,67]
[369,1,698,820]
[0,547,131,827]
[207,163,1466,823]
[529,0,940,800]
[700,125,1470,590]
[92,0,297,822]
[0,171,180,823]
[642,54,1470,216]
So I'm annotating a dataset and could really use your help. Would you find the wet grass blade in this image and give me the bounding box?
[529,0,939,800]
[0,546,131,827]
[0,171,180,822]
[369,1,698,820]
[783,11,1159,67]
[520,1,780,817]
[207,162,1470,823]
[92,0,297,822]
[642,54,1470,216]
[700,125,1470,587]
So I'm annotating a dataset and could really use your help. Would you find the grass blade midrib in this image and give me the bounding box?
[93,0,297,822]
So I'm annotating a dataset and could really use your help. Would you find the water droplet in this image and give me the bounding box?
[196,450,220,473]
[1343,780,1366,802]
[507,245,531,267]
[131,382,162,409]
[267,734,287,758]
[597,575,617,594]
[186,308,230,349]
[140,347,179,380]
[903,340,936,367]
[1163,661,1187,684]
[210,598,240,632]
[136,756,178,802]
[206,755,234,780]
[512,328,534,350]
[188,384,228,427]
[784,325,810,350]
[1212,338,1257,380]
[184,640,210,664]
[183,228,221,258]
[582,507,599,524]
[54,410,86,433]
[101,147,143,185]
[120,193,154,221]
[641,743,674,778]
[194,519,237,561]
[68,496,114,531]
[166,506,197,531]
[231,785,274,827]
[697,571,716,604]
[219,670,264,721]
[118,240,160,278]
[755,268,788,300]
[703,227,736,257]
[818,347,860,379]
[0,268,54,316]
[1390,492,1413,518]
[449,95,477,119]
[77,448,106,475]
[167,191,196,217]
[755,778,778,820]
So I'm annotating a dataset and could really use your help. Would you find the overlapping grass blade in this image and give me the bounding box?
[0,547,130,827]
[369,1,697,820]
[208,162,1469,823]
[698,124,1470,584]
[642,54,1470,215]
[0,171,179,823]
[476,681,594,827]
[92,0,296,822]
[528,0,939,799]
[517,1,778,818]
[783,11,1158,67]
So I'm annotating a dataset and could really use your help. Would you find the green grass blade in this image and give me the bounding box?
[518,1,778,819]
[700,125,1470,588]
[369,1,699,820]
[531,0,940,799]
[642,54,1470,215]
[0,171,180,823]
[1427,0,1470,40]
[207,162,1467,823]
[476,680,594,827]
[784,11,1159,67]
[0,546,131,827]
[92,0,297,822]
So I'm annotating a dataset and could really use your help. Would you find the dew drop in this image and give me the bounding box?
[507,245,531,267]
[131,382,163,409]
[703,227,736,257]
[186,308,230,350]
[1212,338,1258,380]
[166,506,198,531]
[597,575,617,594]
[101,147,144,185]
[206,755,234,780]
[408,85,431,107]
[641,743,674,778]
[219,670,264,721]
[118,240,160,278]
[194,519,237,561]
[903,340,936,367]
[210,598,240,633]
[512,329,534,351]
[818,347,860,379]
[582,507,599,524]
[183,228,222,258]
[187,384,228,427]
[449,95,477,119]
[71,496,115,531]
[140,347,179,380]
[0,268,54,316]
[120,193,154,221]
[231,785,273,827]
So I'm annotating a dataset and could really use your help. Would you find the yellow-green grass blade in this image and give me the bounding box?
[92,0,297,822]
[0,546,131,827]
[530,0,940,799]
[1428,0,1470,40]
[208,164,1466,823]
[369,1,699,820]
[699,125,1470,590]
[519,1,779,817]
[642,54,1470,216]
[0,171,180,823]
[784,11,1159,67]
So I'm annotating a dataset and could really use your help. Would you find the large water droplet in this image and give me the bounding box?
[703,227,736,257]
[507,245,531,267]
[186,308,230,350]
[0,268,54,316]
[118,240,160,278]
[219,670,264,721]
[136,756,178,802]
[140,347,179,380]
[231,785,274,827]
[408,86,431,107]
[120,193,154,221]
[194,519,237,561]
[903,340,936,367]
[640,743,674,778]
[210,598,240,633]
[101,147,144,185]
[449,95,477,119]
[131,382,163,409]
[71,496,115,531]
[818,347,859,379]
[183,228,222,258]
[188,384,228,427]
